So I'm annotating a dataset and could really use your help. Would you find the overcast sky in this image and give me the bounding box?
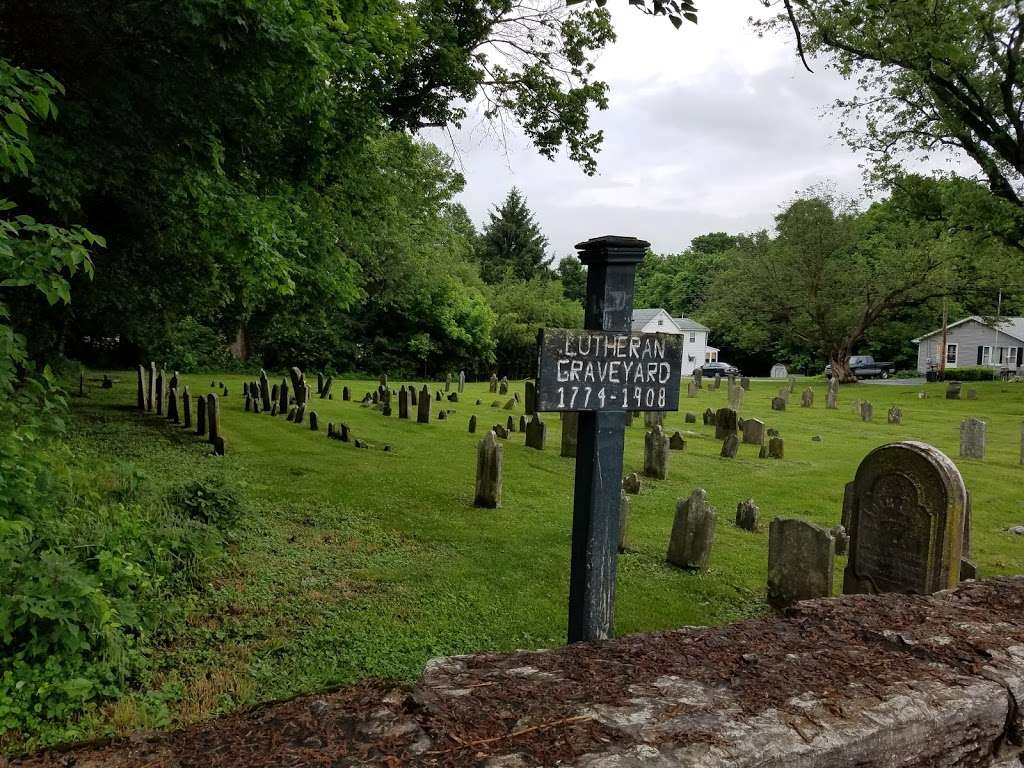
[433,2,870,259]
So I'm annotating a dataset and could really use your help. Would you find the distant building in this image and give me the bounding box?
[912,316,1024,373]
[631,308,710,375]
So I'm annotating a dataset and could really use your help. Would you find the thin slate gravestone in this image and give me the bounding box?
[182,387,192,428]
[712,373,721,390]
[519,415,527,432]
[768,518,834,611]
[343,385,350,402]
[860,401,873,422]
[206,394,220,444]
[417,385,430,423]
[524,380,536,416]
[295,404,306,425]
[459,370,465,394]
[279,381,289,415]
[560,411,578,458]
[720,434,739,458]
[468,415,477,433]
[445,372,451,392]
[735,498,758,531]
[156,369,164,415]
[317,373,324,394]
[147,362,156,411]
[506,415,514,432]
[826,378,838,409]
[667,489,715,571]
[525,414,546,450]
[742,418,764,445]
[644,425,669,479]
[136,365,145,410]
[959,418,986,459]
[167,387,179,423]
[714,407,737,440]
[409,385,417,406]
[195,393,206,436]
[320,377,333,399]
[474,431,503,508]
[309,411,318,431]
[842,441,967,595]
[259,370,271,411]
[398,388,409,419]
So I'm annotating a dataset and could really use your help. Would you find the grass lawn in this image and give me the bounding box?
[67,372,1024,737]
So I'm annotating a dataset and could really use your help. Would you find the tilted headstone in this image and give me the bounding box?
[720,433,739,458]
[644,425,669,479]
[167,387,179,423]
[492,423,509,439]
[156,370,164,415]
[842,441,967,595]
[768,436,784,459]
[448,392,459,403]
[667,488,715,571]
[622,472,641,494]
[136,365,146,410]
[474,431,504,508]
[735,498,758,531]
[800,387,814,408]
[669,431,686,450]
[768,518,834,611]
[206,394,220,444]
[398,388,409,419]
[714,407,737,440]
[503,397,516,410]
[294,404,306,424]
[945,381,962,400]
[560,411,578,458]
[417,385,430,423]
[320,377,333,399]
[860,401,873,422]
[252,396,261,414]
[887,406,902,425]
[339,423,351,442]
[618,492,631,553]
[959,417,986,459]
[741,418,764,445]
[525,414,546,450]
[740,376,751,391]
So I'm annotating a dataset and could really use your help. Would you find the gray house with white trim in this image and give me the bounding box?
[912,316,1024,373]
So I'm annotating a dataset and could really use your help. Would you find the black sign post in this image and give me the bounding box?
[540,235,663,643]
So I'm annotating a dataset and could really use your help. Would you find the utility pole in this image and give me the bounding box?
[939,296,948,379]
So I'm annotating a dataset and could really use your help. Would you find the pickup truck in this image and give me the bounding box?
[824,355,896,380]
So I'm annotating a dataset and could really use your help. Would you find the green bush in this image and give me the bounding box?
[167,478,245,529]
[140,317,243,373]
[943,367,1001,381]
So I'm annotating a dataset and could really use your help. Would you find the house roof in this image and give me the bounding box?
[631,308,710,334]
[912,316,1024,344]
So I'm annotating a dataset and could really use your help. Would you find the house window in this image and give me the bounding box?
[689,332,695,343]
[1010,348,1019,366]
[982,346,992,365]
[946,344,958,364]
[657,319,663,327]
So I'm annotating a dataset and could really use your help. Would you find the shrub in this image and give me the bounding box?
[167,478,245,530]
[942,367,1001,382]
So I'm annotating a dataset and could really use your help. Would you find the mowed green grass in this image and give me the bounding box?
[71,373,1024,731]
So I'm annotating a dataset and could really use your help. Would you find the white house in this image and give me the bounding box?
[911,316,1024,373]
[631,308,711,375]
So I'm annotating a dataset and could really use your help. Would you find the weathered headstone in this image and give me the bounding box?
[768,436,784,459]
[714,407,737,440]
[735,498,758,531]
[445,372,451,392]
[830,524,849,556]
[560,411,578,458]
[777,387,790,404]
[617,492,631,553]
[712,373,721,390]
[959,417,986,459]
[519,415,527,432]
[458,370,465,394]
[644,425,669,479]
[887,406,902,425]
[195,393,206,436]
[468,415,477,433]
[317,373,324,395]
[622,472,640,494]
[245,394,252,412]
[167,387,179,423]
[826,377,839,409]
[279,381,289,415]
[409,385,417,406]
[842,441,967,595]
[644,411,664,429]
[181,387,192,428]
[800,387,814,408]
[339,423,351,442]
[684,412,696,424]
[309,411,318,431]
[398,388,409,419]
[506,415,515,433]
[946,381,962,400]
[503,397,516,410]
[687,380,697,398]
[667,489,715,571]
[770,363,788,378]
[771,396,786,411]
[474,431,503,508]
[136,365,146,410]
[525,414,546,450]
[669,431,686,450]
[768,518,834,610]
[489,373,498,393]
[156,370,164,415]
[741,417,765,445]
[146,362,156,411]
[342,386,350,402]
[498,376,509,395]
[860,401,873,422]
[259,370,271,411]
[320,377,333,399]
[437,409,446,420]
[206,394,220,444]
[728,385,743,410]
[492,423,509,439]
[294,403,306,424]
[740,376,751,391]
[287,406,297,421]
[703,408,716,426]
[692,368,702,390]
[967,388,977,400]
[417,385,431,423]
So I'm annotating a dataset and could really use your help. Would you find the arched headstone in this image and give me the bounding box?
[770,363,788,379]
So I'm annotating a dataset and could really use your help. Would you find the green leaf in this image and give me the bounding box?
[4,112,28,138]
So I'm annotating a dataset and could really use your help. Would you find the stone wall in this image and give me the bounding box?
[19,578,1024,767]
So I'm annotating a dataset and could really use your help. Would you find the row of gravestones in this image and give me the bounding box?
[647,440,975,611]
[135,363,225,455]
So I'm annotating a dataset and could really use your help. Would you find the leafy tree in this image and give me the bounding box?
[763,2,1024,215]
[488,277,582,376]
[633,232,736,317]
[478,188,552,283]
[703,191,968,383]
[556,255,587,303]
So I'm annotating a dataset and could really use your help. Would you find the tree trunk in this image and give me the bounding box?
[830,351,857,384]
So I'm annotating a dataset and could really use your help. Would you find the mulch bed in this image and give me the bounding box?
[9,578,1024,768]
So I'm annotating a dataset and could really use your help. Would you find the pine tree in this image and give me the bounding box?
[479,188,551,283]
